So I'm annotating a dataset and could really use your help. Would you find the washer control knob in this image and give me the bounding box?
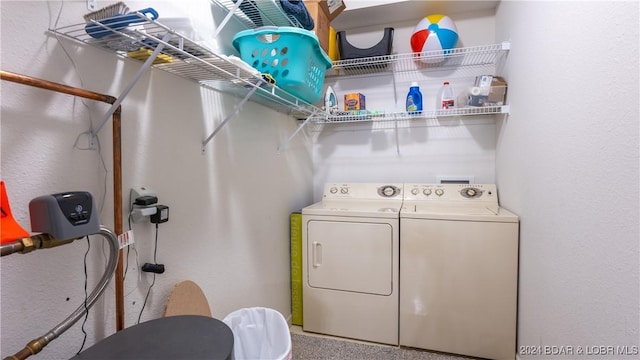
[330,187,338,194]
[435,188,444,197]
[340,187,349,194]
[466,188,477,197]
[423,189,432,196]
[382,186,395,197]
[411,188,419,195]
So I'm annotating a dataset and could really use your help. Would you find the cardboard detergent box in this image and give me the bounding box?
[344,93,366,110]
[305,0,346,54]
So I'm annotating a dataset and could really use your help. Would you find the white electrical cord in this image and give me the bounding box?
[123,209,143,298]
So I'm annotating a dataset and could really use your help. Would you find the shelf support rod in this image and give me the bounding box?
[91,32,172,139]
[394,117,400,155]
[391,57,400,155]
[277,113,316,154]
[214,0,244,38]
[202,84,259,152]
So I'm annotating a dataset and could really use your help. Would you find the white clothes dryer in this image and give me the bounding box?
[400,184,519,360]
[302,183,403,345]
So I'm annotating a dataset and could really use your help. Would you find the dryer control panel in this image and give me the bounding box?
[404,184,498,203]
[323,183,403,200]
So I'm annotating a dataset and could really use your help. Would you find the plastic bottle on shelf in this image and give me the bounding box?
[437,81,455,109]
[406,82,423,114]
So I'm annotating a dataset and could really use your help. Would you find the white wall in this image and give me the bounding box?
[1,1,312,358]
[313,9,499,200]
[495,1,639,357]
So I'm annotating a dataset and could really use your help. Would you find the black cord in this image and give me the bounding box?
[77,236,91,355]
[137,274,156,324]
[136,223,160,324]
[153,223,159,263]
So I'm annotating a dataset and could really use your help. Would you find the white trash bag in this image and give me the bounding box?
[223,307,292,360]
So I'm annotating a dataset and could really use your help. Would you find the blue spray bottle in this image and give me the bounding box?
[406,82,423,114]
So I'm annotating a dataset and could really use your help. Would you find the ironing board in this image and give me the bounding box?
[71,281,231,359]
[164,280,212,317]
[70,315,233,360]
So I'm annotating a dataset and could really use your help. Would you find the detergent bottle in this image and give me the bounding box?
[406,82,423,114]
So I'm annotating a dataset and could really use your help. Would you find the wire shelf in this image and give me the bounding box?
[48,2,510,151]
[314,105,509,124]
[213,0,305,28]
[49,9,321,119]
[328,43,510,77]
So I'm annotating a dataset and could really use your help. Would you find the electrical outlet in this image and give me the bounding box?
[130,187,158,223]
[130,187,157,204]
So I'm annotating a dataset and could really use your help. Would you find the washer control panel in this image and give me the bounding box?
[404,184,498,203]
[323,183,403,200]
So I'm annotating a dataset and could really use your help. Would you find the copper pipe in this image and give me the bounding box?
[0,70,115,103]
[112,105,125,331]
[1,70,125,331]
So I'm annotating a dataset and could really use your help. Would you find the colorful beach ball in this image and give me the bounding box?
[410,14,459,63]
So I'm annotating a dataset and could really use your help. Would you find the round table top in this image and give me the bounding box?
[71,315,233,360]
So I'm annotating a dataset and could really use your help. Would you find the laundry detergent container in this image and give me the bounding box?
[232,26,332,104]
[223,307,292,360]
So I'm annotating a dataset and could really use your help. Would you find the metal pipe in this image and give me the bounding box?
[112,97,125,332]
[0,70,126,331]
[3,226,119,360]
[0,234,74,257]
[0,70,116,104]
[0,241,24,257]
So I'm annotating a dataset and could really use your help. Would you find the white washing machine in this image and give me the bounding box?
[302,183,402,345]
[400,184,519,360]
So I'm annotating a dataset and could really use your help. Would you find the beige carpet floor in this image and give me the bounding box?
[291,333,479,360]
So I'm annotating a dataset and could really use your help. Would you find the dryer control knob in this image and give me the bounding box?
[340,187,349,194]
[330,187,338,194]
[411,188,419,195]
[466,188,477,197]
[435,189,444,196]
[423,189,432,196]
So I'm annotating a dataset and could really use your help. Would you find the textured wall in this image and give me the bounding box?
[495,1,640,358]
[1,1,312,359]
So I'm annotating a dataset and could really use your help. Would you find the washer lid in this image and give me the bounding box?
[303,200,403,218]
[401,203,519,222]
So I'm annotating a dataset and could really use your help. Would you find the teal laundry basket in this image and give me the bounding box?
[232,26,332,104]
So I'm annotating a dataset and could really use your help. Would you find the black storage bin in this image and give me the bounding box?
[337,27,394,60]
[336,28,393,73]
